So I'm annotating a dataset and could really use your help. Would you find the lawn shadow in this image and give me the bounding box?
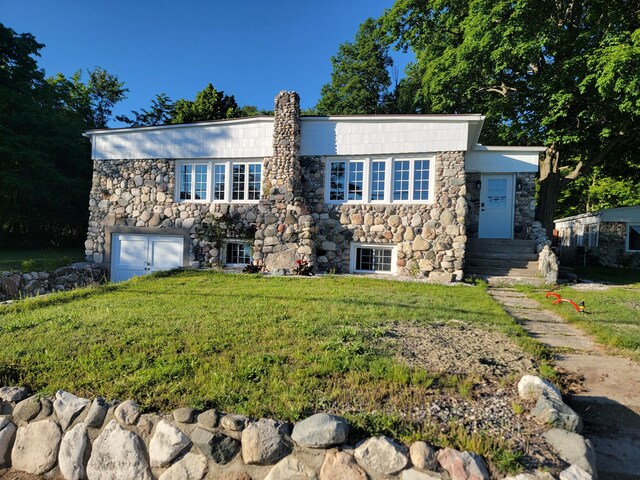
[568,265,640,286]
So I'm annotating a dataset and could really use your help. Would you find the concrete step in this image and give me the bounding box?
[467,238,537,254]
[465,266,540,277]
[465,251,539,262]
[465,258,538,269]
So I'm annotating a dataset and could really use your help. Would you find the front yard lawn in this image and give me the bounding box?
[522,282,640,360]
[0,247,84,272]
[0,271,549,470]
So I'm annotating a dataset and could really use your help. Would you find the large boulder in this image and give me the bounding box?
[0,418,17,467]
[84,396,108,428]
[532,395,583,433]
[242,418,291,465]
[149,419,191,467]
[53,390,90,431]
[191,427,240,465]
[560,464,594,480]
[86,420,152,480]
[58,422,89,480]
[517,375,561,401]
[543,429,597,478]
[0,386,30,403]
[158,452,208,480]
[409,441,438,471]
[291,413,349,448]
[12,395,41,423]
[114,399,141,425]
[437,448,490,480]
[264,455,317,480]
[11,419,62,475]
[319,450,368,480]
[354,436,408,476]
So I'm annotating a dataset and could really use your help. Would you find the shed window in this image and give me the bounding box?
[628,225,640,252]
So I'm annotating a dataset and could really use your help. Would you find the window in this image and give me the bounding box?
[587,224,598,248]
[179,164,209,201]
[628,225,640,252]
[176,160,262,203]
[350,243,396,274]
[326,157,433,204]
[226,242,252,266]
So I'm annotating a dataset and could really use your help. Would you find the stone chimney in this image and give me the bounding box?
[269,91,301,198]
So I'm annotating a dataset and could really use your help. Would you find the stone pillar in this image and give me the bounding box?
[252,91,316,272]
[267,91,301,198]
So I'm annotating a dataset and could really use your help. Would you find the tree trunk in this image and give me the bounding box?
[536,144,561,235]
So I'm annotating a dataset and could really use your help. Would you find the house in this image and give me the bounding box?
[554,206,640,268]
[84,91,550,282]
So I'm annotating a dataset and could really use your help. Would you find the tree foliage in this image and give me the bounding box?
[377,0,640,229]
[316,18,393,115]
[0,23,126,247]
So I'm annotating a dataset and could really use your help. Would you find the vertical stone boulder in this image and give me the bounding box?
[58,422,89,480]
[86,420,152,480]
[149,419,191,467]
[241,418,291,465]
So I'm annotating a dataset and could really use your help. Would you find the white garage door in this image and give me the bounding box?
[111,234,184,283]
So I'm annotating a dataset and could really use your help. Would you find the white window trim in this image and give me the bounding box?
[626,224,640,252]
[223,240,253,267]
[324,155,435,205]
[349,243,398,274]
[175,159,263,204]
[176,162,211,203]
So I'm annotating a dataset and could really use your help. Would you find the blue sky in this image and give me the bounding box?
[2,0,410,126]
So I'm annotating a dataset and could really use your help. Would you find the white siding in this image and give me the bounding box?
[466,150,540,173]
[300,119,470,156]
[90,119,274,160]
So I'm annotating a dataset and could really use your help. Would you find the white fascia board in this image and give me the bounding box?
[466,148,541,173]
[302,114,485,124]
[554,212,600,225]
[472,144,547,152]
[84,116,274,137]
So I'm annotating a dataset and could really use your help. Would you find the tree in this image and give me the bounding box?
[117,93,175,126]
[316,18,394,115]
[381,0,640,231]
[172,84,239,123]
[0,23,127,247]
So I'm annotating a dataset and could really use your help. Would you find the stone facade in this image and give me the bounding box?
[84,91,542,281]
[598,222,640,268]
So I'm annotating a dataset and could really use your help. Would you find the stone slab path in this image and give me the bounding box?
[488,286,640,480]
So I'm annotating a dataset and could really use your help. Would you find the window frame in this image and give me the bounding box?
[324,155,434,205]
[349,243,397,274]
[224,241,253,267]
[175,159,262,204]
[626,224,640,252]
[177,162,211,203]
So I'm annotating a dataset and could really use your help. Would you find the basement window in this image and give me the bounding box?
[350,244,396,274]
[225,242,252,266]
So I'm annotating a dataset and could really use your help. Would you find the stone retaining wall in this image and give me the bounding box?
[0,378,594,479]
[0,264,106,302]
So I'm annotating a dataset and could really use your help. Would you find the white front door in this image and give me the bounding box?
[478,174,514,239]
[111,234,184,283]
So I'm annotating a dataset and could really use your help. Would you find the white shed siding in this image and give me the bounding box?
[300,119,470,156]
[90,119,274,160]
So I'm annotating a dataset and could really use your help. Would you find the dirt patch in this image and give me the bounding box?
[386,321,536,378]
[0,470,51,480]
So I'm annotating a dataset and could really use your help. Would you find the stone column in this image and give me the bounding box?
[252,91,316,272]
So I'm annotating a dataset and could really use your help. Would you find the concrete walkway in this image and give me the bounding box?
[488,286,640,480]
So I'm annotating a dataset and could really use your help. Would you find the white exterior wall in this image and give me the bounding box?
[465,148,541,173]
[300,118,476,156]
[89,119,274,160]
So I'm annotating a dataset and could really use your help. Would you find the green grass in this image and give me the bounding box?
[0,270,546,472]
[566,265,640,285]
[0,248,85,272]
[520,282,640,360]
